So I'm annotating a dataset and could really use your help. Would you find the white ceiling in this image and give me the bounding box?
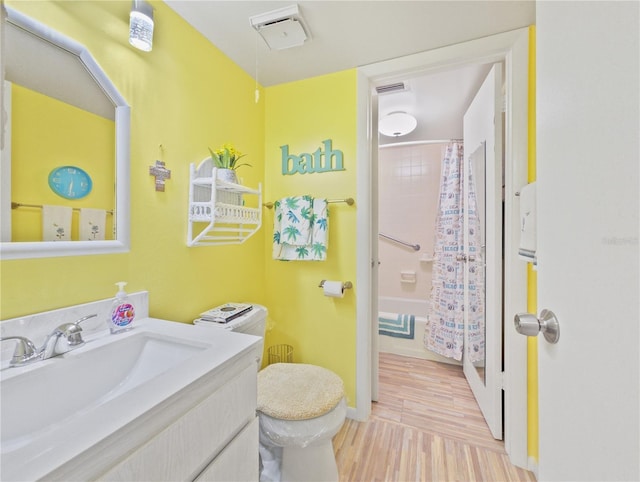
[377,63,496,144]
[165,1,535,142]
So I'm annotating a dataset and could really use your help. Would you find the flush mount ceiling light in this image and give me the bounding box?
[249,5,311,50]
[379,112,418,137]
[129,0,154,52]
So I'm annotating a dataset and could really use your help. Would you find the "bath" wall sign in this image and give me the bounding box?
[281,139,345,175]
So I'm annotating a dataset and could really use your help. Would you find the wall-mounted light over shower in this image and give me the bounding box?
[129,0,154,52]
[379,111,417,137]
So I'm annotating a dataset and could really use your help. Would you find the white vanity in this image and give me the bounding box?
[0,293,261,481]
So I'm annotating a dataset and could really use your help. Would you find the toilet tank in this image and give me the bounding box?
[227,305,267,337]
[194,304,267,365]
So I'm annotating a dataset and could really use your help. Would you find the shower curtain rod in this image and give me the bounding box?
[379,139,463,149]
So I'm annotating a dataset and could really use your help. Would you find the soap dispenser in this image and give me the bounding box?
[109,281,135,334]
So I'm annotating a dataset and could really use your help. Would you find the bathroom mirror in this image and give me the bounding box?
[0,6,130,259]
[466,142,487,385]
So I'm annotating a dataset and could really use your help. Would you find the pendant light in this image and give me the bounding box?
[129,0,154,52]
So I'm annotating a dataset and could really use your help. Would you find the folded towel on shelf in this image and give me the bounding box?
[42,205,72,241]
[273,196,329,261]
[79,208,107,240]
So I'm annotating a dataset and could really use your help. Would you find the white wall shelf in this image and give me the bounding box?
[187,158,262,246]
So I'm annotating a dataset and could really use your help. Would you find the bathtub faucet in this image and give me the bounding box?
[39,314,97,360]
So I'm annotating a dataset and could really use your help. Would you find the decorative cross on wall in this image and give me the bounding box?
[149,160,171,192]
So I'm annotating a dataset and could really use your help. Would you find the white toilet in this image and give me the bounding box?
[194,304,346,482]
[257,363,346,482]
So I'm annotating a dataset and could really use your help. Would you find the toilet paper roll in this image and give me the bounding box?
[323,281,344,298]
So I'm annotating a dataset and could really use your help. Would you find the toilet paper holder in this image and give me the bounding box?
[318,280,353,290]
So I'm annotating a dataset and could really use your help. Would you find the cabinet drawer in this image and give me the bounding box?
[99,362,257,481]
[195,417,258,482]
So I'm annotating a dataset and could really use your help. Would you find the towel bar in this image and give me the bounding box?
[264,197,354,209]
[11,202,114,215]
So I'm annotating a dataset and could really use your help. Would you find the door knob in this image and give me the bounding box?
[514,309,560,344]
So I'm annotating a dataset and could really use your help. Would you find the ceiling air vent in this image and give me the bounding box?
[376,82,407,95]
[249,5,311,50]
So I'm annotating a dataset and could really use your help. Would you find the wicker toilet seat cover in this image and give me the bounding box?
[257,363,344,420]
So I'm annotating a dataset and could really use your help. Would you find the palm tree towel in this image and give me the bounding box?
[272,196,329,261]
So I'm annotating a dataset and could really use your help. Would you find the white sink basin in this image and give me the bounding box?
[0,317,260,481]
[1,331,206,450]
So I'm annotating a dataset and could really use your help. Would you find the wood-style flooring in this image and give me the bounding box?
[333,352,536,482]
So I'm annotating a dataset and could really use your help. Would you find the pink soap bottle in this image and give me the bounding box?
[109,281,135,334]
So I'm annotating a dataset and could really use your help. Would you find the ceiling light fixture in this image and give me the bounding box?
[379,112,418,137]
[249,5,311,50]
[129,0,154,52]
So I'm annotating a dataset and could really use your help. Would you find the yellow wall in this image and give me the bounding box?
[263,71,358,406]
[1,1,266,322]
[1,2,532,422]
[527,25,539,463]
[11,85,115,241]
[2,1,359,407]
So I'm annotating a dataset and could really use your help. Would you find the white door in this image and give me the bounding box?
[462,63,503,440]
[535,3,639,480]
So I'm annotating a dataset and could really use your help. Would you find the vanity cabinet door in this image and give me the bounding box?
[99,362,257,481]
[194,417,259,482]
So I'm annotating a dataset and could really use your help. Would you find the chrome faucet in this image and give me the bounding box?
[39,314,98,360]
[0,336,39,367]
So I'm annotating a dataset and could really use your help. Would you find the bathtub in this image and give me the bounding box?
[377,296,460,365]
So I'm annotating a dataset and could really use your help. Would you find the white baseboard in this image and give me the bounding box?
[528,456,539,480]
[346,406,364,422]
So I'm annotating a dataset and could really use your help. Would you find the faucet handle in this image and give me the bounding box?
[1,336,39,367]
[62,314,98,346]
[73,314,98,327]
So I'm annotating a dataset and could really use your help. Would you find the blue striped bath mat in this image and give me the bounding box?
[378,312,415,339]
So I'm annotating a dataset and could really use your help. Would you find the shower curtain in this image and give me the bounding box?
[424,142,485,362]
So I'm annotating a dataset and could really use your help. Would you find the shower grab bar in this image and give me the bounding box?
[378,233,420,251]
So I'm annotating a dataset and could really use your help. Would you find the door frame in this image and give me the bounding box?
[354,27,530,468]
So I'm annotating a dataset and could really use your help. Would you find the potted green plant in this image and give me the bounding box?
[208,143,251,184]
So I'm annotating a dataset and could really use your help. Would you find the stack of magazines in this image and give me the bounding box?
[197,303,253,324]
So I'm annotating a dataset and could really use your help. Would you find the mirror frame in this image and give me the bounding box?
[0,6,130,260]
